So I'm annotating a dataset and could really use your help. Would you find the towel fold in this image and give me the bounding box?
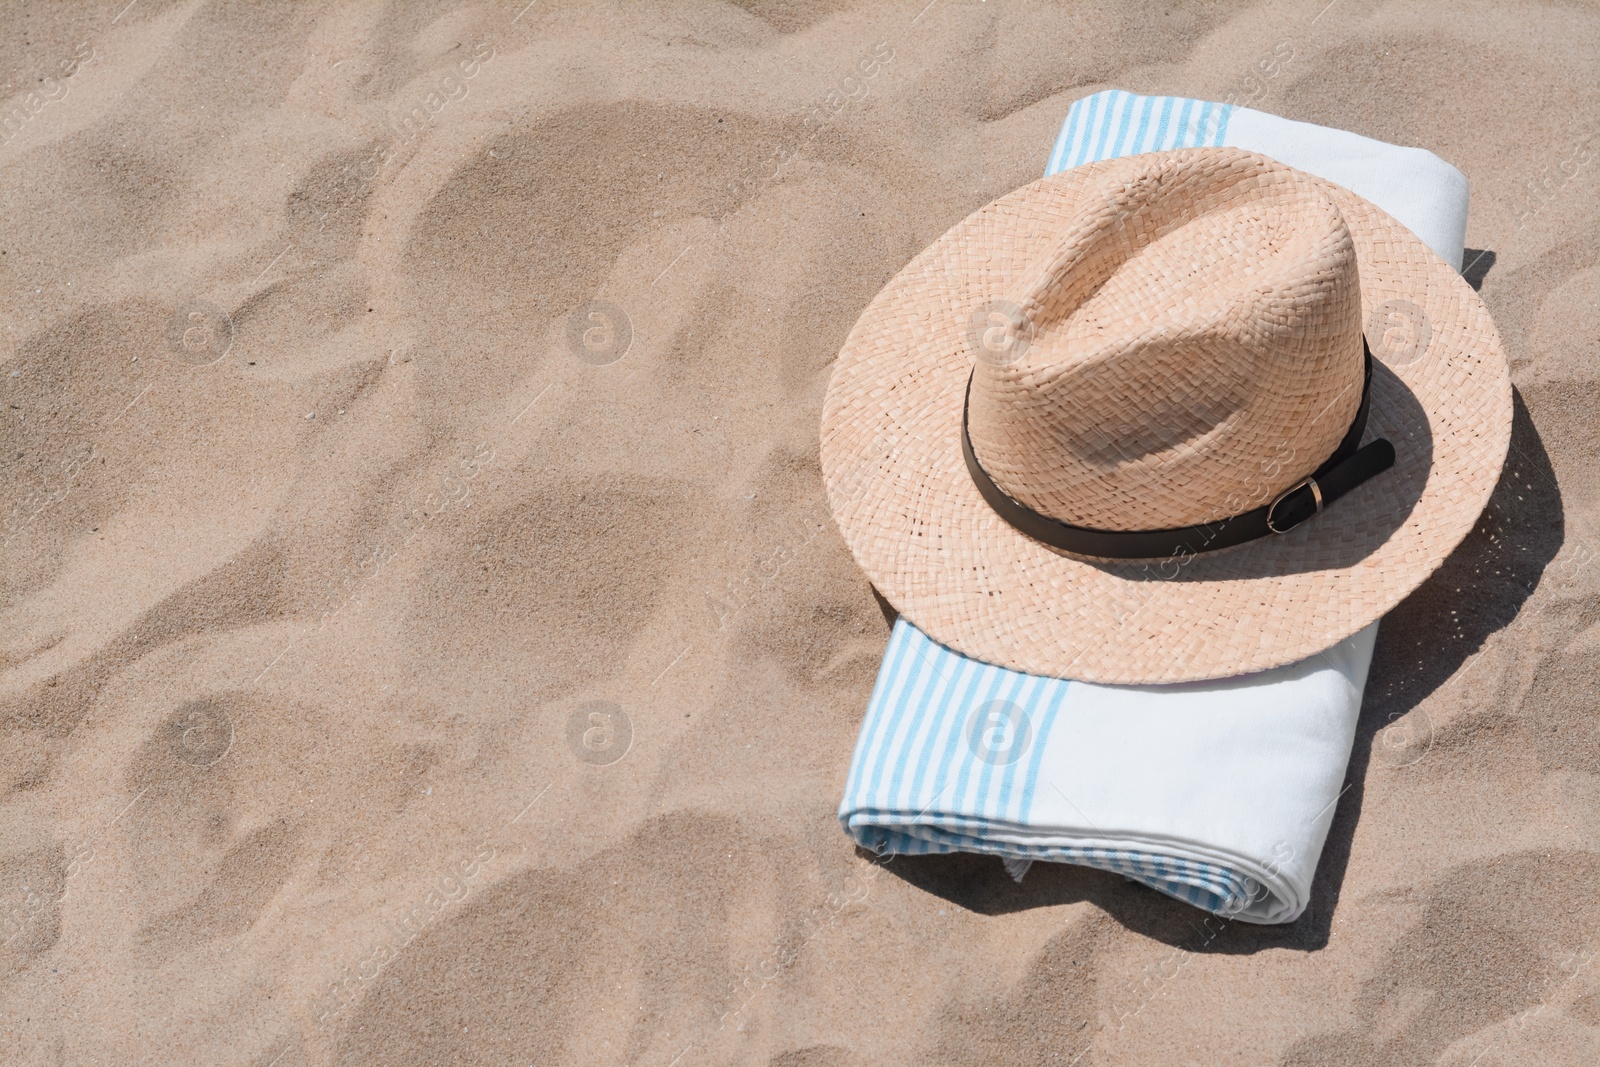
[838,91,1471,924]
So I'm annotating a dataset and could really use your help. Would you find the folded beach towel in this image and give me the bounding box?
[839,91,1471,924]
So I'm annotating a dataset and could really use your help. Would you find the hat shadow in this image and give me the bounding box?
[866,386,1561,954]
[1074,358,1430,582]
[1356,385,1561,722]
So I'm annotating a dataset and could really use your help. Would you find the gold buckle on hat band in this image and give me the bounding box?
[962,339,1394,558]
[1266,476,1323,535]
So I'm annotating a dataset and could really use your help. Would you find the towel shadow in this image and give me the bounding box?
[870,585,899,628]
[864,387,1560,954]
[863,848,1336,953]
[1460,247,1496,291]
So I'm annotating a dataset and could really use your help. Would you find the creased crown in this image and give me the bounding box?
[966,148,1365,532]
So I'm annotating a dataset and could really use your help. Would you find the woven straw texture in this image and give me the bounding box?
[969,150,1366,529]
[820,147,1511,684]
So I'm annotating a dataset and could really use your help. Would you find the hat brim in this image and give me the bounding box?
[820,155,1512,684]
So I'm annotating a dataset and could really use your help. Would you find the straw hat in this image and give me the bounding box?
[820,147,1511,684]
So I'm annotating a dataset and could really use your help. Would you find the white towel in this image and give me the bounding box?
[839,92,1470,924]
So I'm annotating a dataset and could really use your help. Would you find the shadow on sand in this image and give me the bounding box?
[871,381,1563,954]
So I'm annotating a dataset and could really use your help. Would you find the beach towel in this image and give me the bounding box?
[838,91,1472,924]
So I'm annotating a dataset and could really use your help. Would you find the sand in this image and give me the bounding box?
[2,1,1599,1064]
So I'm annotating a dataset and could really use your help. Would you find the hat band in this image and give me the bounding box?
[961,339,1396,560]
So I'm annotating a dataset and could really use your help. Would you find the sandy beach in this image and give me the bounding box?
[3,1,1599,1063]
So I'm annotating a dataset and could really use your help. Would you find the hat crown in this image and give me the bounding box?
[966,148,1365,533]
